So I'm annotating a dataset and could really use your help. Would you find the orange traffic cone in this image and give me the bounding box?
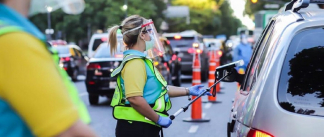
[183,52,210,122]
[206,51,221,103]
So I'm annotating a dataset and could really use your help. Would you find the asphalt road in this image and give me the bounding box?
[74,76,237,137]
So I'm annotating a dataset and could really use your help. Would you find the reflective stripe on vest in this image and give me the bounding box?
[0,21,22,36]
[110,54,172,126]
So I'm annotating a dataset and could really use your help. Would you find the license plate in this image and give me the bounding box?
[178,53,184,57]
[110,81,117,88]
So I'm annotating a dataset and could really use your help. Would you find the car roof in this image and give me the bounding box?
[162,30,202,37]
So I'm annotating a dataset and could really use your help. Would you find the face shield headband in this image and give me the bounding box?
[122,21,154,35]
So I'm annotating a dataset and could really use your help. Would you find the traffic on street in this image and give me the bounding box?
[2,0,324,137]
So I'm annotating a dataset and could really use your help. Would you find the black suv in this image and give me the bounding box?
[163,30,209,81]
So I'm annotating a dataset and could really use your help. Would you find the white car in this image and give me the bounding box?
[223,1,324,137]
[88,32,123,57]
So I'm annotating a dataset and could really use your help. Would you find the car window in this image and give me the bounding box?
[278,27,324,117]
[94,43,122,58]
[92,39,104,51]
[53,46,70,56]
[242,21,275,92]
[167,37,195,48]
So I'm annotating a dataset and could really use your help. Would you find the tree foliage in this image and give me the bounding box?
[244,0,290,17]
[167,0,242,37]
[30,0,166,44]
[29,0,241,46]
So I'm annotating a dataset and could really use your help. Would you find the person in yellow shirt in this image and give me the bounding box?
[0,0,95,136]
[109,15,212,137]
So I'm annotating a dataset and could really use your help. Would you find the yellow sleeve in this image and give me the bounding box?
[0,32,79,137]
[121,59,147,98]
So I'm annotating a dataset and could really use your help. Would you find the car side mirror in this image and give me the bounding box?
[215,68,245,85]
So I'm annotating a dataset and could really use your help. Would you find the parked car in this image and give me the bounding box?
[159,37,182,86]
[224,1,324,137]
[85,43,123,105]
[52,45,88,81]
[162,30,209,81]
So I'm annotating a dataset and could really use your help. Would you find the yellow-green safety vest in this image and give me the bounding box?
[111,54,172,126]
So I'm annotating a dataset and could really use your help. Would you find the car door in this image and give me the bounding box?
[229,20,276,136]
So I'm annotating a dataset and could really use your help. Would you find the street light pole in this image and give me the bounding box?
[123,0,128,18]
[47,6,53,40]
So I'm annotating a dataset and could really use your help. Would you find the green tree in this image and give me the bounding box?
[30,0,166,47]
[167,0,241,37]
[244,0,290,17]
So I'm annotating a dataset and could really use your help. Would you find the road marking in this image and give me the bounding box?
[202,113,206,118]
[188,125,199,133]
[77,75,86,81]
[204,103,212,109]
[79,92,88,97]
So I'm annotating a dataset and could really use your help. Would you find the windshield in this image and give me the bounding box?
[53,46,70,56]
[278,27,324,117]
[93,43,122,58]
[166,37,194,48]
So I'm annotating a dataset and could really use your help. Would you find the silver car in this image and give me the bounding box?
[224,1,324,137]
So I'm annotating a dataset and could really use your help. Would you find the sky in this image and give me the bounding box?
[229,0,255,29]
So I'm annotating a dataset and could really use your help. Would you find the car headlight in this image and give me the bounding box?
[114,61,120,67]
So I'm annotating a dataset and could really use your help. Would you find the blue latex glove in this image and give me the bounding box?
[156,116,172,128]
[188,85,212,96]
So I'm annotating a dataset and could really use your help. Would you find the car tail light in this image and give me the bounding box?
[192,43,199,48]
[88,81,95,85]
[115,54,123,58]
[217,50,223,57]
[247,129,273,137]
[101,37,108,41]
[196,49,202,54]
[159,52,163,57]
[174,35,181,40]
[166,40,171,45]
[87,63,101,70]
[60,57,70,62]
[188,48,195,54]
[172,55,177,61]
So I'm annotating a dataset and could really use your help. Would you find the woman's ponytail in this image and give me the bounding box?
[108,25,119,55]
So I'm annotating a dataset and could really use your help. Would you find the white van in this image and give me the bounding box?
[88,32,123,57]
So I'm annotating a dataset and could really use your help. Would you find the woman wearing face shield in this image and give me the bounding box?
[108,15,212,137]
[0,0,95,136]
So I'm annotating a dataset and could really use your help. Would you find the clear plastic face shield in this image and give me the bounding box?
[122,19,165,58]
[29,0,85,16]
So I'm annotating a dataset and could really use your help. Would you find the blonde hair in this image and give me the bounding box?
[108,15,146,55]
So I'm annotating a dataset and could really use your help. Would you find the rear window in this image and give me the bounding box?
[93,43,122,58]
[278,27,324,116]
[92,39,105,51]
[53,46,70,56]
[166,37,194,48]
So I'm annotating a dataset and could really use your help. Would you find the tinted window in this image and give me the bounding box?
[53,46,70,56]
[92,39,104,51]
[278,27,324,116]
[166,37,194,48]
[243,21,275,91]
[93,43,122,58]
